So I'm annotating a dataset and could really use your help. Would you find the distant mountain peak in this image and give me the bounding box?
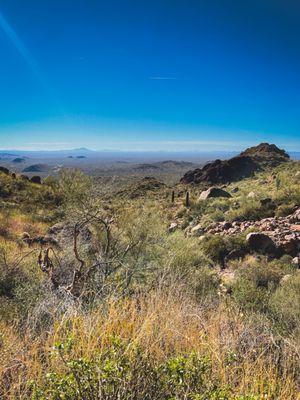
[72,147,93,152]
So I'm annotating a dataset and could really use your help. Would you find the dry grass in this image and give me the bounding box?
[0,289,299,399]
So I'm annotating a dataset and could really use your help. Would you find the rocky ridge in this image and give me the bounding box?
[180,143,289,185]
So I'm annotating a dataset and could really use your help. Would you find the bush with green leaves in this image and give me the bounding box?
[232,259,288,313]
[29,337,236,400]
[199,234,247,266]
[268,271,300,334]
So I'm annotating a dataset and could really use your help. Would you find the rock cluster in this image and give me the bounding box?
[205,208,300,257]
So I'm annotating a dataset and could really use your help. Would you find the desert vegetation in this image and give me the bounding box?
[0,144,299,399]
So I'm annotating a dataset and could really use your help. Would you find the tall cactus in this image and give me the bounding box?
[171,190,175,203]
[185,191,190,207]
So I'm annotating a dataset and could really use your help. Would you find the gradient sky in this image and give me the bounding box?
[0,0,300,151]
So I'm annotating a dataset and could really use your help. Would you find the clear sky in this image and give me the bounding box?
[0,0,299,151]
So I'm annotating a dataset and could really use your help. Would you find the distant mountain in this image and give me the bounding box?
[73,147,93,152]
[22,164,49,173]
[0,148,94,157]
[0,153,18,159]
[12,157,26,163]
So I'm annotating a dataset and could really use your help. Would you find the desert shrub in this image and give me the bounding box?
[0,243,43,323]
[29,337,232,400]
[194,267,220,300]
[200,235,247,266]
[58,168,94,215]
[232,259,288,313]
[275,203,296,217]
[269,271,300,334]
[192,198,231,226]
[226,200,274,222]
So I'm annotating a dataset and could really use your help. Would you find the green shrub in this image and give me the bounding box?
[200,235,247,266]
[269,272,300,334]
[30,337,234,400]
[232,260,287,313]
[194,267,220,300]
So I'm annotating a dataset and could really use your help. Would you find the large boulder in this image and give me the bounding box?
[199,187,232,200]
[278,235,299,257]
[246,232,278,256]
[30,175,42,184]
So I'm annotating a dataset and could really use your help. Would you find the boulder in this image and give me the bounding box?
[247,191,257,199]
[246,232,278,255]
[199,187,231,200]
[30,175,42,184]
[168,222,178,233]
[190,223,204,236]
[292,257,299,267]
[279,237,299,257]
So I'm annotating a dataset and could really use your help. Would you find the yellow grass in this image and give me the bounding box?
[0,290,299,399]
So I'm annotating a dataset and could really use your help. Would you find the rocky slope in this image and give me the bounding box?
[204,208,300,259]
[180,143,289,185]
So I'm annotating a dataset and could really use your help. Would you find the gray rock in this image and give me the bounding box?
[292,257,299,267]
[190,223,204,236]
[168,222,178,233]
[199,187,232,200]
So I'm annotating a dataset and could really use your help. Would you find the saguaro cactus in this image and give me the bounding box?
[171,190,175,203]
[185,191,190,207]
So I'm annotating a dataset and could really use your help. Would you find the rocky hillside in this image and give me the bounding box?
[180,143,289,185]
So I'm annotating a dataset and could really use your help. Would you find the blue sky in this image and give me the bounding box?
[0,0,300,151]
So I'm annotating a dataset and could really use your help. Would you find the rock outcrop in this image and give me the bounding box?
[246,233,278,256]
[180,143,289,185]
[199,187,232,200]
